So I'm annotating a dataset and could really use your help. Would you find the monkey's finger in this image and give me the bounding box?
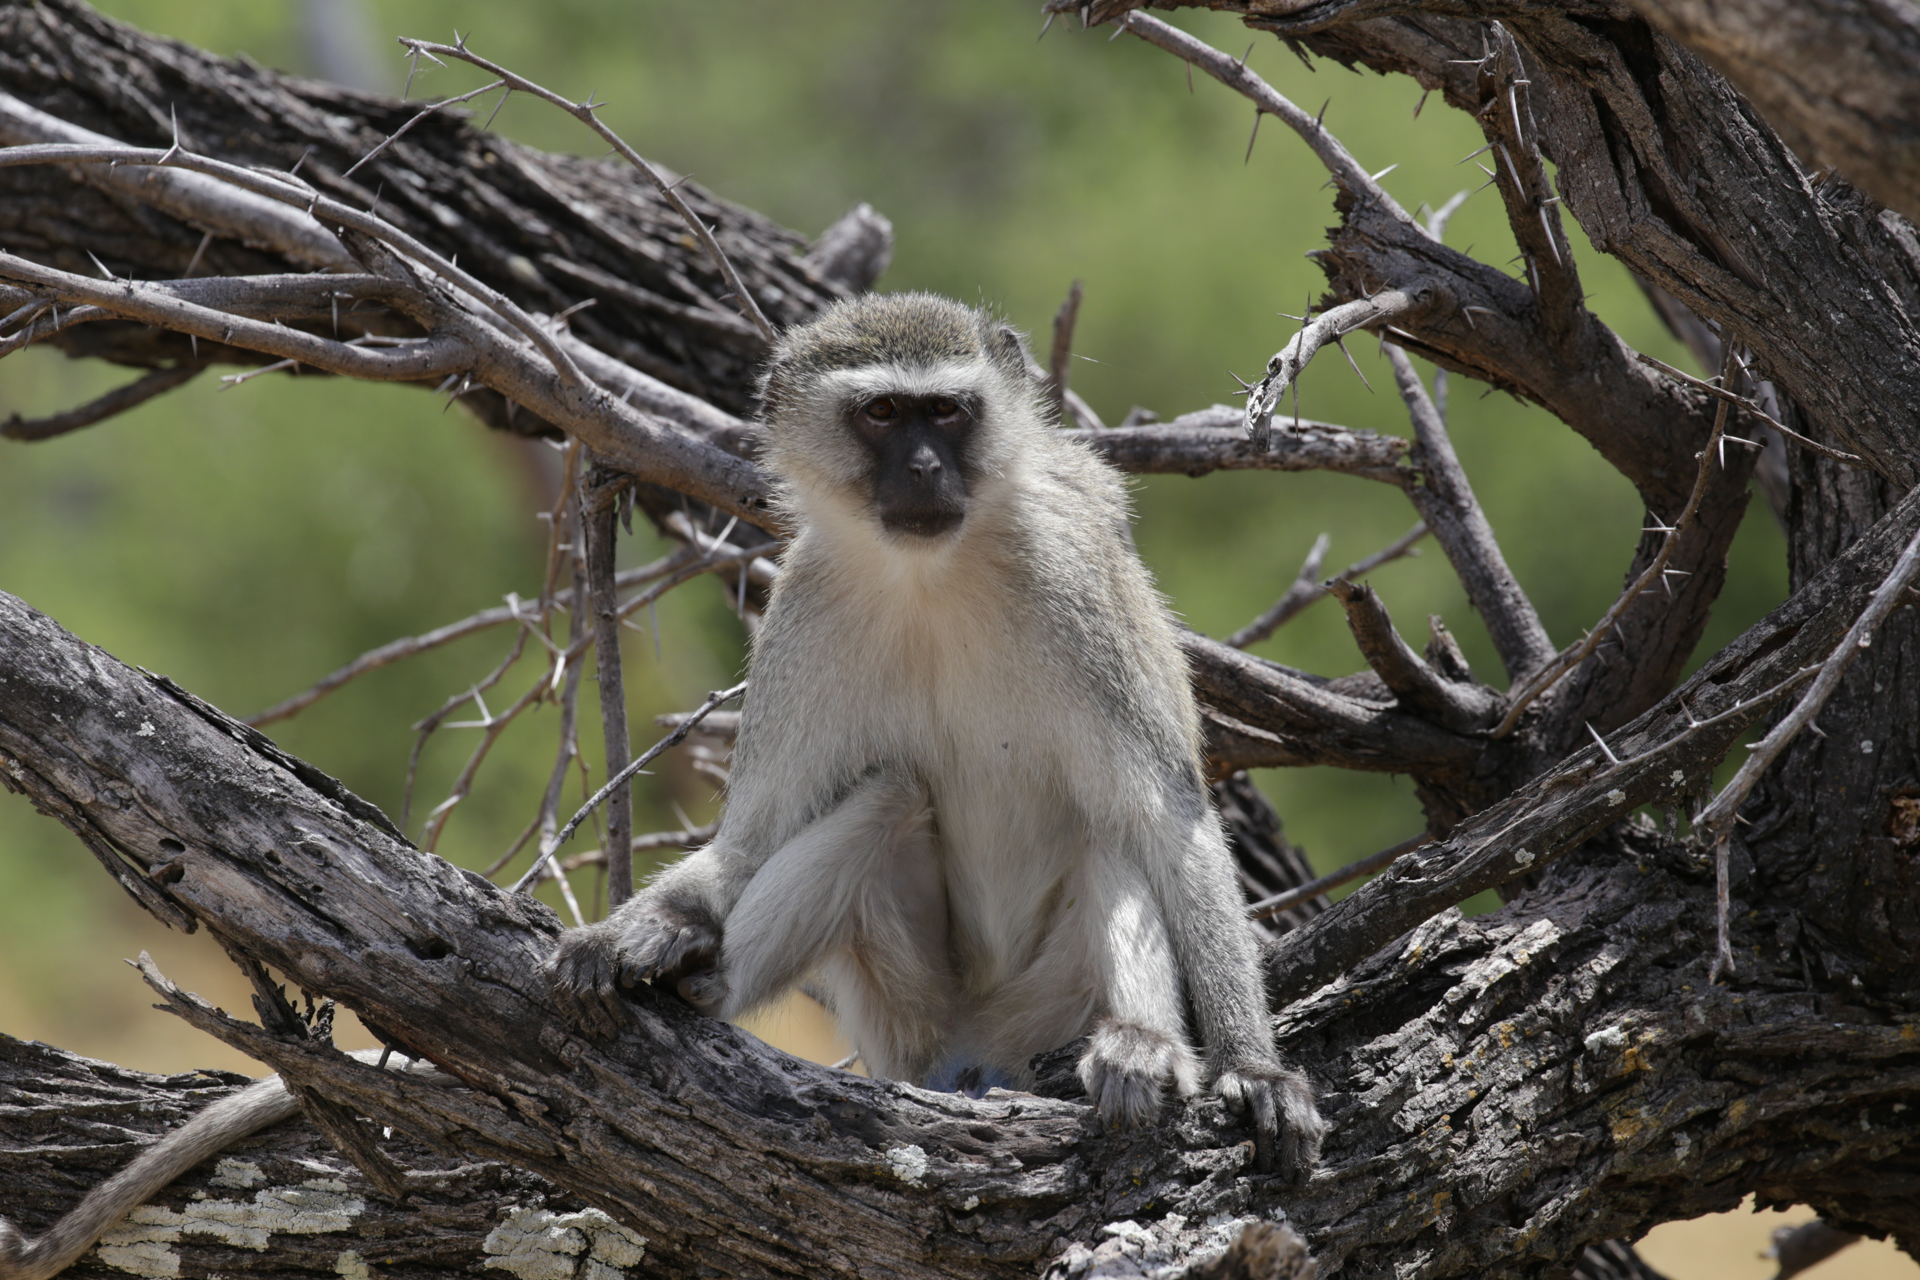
[549,945,628,1037]
[617,932,671,986]
[1249,1082,1278,1175]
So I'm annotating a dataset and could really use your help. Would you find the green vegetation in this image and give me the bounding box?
[0,0,1784,1069]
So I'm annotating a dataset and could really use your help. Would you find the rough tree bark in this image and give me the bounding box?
[3,0,1919,1278]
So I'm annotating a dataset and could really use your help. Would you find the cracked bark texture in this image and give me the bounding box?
[0,1038,582,1280]
[1627,0,1920,228]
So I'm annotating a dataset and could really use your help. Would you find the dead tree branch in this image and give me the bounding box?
[1628,0,1920,228]
[1327,578,1502,732]
[392,37,776,343]
[1495,349,1739,737]
[0,363,201,440]
[1264,482,1920,1001]
[5,588,1919,1279]
[1385,343,1554,682]
[1226,523,1428,649]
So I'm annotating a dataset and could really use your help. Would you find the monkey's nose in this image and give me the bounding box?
[906,445,943,481]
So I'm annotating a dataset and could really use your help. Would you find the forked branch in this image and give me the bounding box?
[1384,343,1554,681]
[1327,579,1500,733]
[1493,349,1739,737]
[1226,523,1427,649]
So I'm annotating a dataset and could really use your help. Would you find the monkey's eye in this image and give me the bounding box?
[931,397,961,419]
[864,397,898,421]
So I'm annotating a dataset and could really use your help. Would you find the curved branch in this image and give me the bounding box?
[0,363,202,440]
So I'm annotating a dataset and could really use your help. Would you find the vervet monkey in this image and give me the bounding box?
[0,1050,440,1280]
[548,292,1325,1176]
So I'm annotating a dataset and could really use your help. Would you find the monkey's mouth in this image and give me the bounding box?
[880,506,965,538]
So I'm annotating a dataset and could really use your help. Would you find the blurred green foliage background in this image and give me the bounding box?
[0,0,1784,1074]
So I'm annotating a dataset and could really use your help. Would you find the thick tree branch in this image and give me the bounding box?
[5,589,1919,1280]
[1181,631,1484,777]
[1063,406,1409,480]
[1627,0,1920,228]
[1231,0,1920,490]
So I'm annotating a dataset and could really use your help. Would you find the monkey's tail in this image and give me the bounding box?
[0,1074,299,1280]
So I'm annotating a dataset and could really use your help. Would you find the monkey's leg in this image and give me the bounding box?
[804,790,955,1085]
[1076,855,1201,1130]
[709,771,945,1044]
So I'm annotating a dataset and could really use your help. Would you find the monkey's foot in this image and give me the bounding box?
[1077,1020,1200,1130]
[1214,1064,1326,1181]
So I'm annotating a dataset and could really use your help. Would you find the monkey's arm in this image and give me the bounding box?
[707,769,934,1020]
[1147,802,1326,1179]
[544,844,737,1038]
[545,769,924,1035]
[0,1050,439,1280]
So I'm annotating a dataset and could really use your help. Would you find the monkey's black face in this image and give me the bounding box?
[849,392,977,537]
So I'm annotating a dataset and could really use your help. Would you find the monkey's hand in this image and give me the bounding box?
[544,901,724,1037]
[1214,1063,1325,1182]
[1076,1020,1200,1131]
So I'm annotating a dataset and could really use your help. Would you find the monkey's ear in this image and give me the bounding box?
[983,322,1032,381]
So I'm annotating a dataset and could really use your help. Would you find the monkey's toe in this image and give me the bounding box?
[1076,1020,1196,1130]
[1215,1065,1325,1181]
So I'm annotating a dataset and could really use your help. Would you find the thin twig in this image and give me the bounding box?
[1247,833,1429,921]
[342,79,507,179]
[396,38,776,343]
[1227,523,1427,648]
[1046,278,1084,425]
[513,682,747,895]
[244,551,702,727]
[489,487,592,883]
[418,665,544,851]
[585,474,635,906]
[1494,346,1740,736]
[1112,12,1407,214]
[558,822,719,872]
[1635,352,1866,466]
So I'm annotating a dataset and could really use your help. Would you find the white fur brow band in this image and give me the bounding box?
[816,362,992,403]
